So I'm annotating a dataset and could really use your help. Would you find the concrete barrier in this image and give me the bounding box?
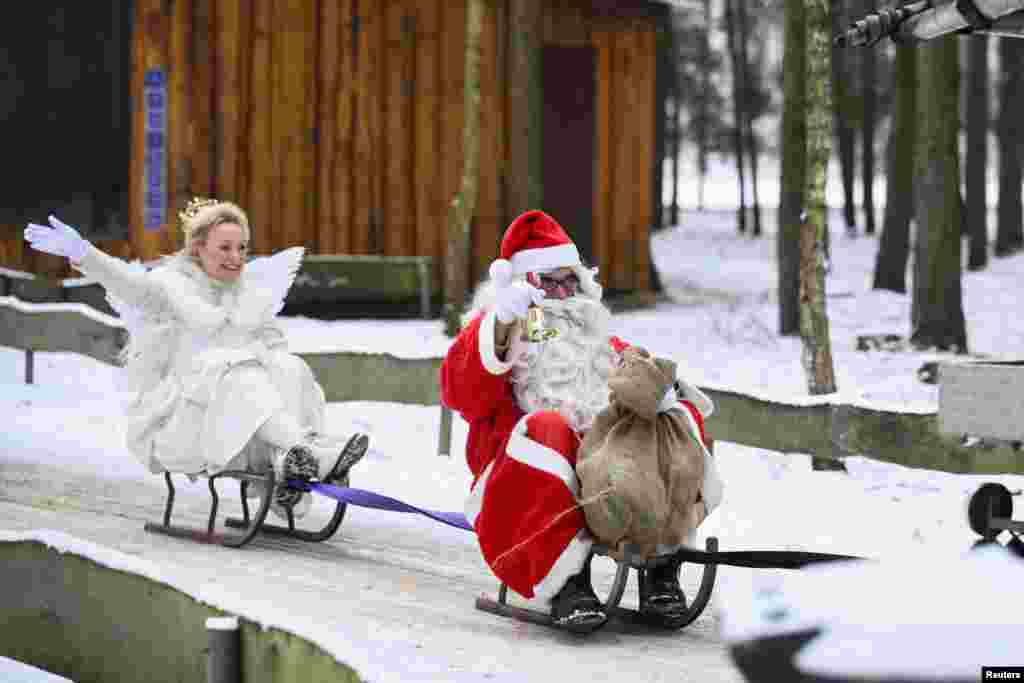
[0,540,361,683]
[701,387,1024,475]
[298,351,441,405]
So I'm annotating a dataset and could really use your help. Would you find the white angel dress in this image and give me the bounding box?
[73,245,325,478]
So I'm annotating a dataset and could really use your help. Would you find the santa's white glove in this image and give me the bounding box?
[493,276,545,324]
[24,215,90,264]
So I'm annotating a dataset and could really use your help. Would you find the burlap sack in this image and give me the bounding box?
[576,347,706,559]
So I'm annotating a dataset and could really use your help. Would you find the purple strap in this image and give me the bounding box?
[297,481,474,532]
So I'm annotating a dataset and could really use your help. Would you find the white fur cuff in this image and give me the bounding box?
[478,310,516,375]
[532,531,594,604]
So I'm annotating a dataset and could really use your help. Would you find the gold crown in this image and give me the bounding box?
[178,196,221,240]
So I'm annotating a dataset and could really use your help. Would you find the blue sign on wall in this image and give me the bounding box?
[143,69,167,231]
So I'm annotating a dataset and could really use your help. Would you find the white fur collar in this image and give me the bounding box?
[156,254,275,329]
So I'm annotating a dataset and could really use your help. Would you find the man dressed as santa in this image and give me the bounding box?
[441,210,723,634]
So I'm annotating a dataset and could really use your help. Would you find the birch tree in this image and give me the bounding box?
[800,0,837,395]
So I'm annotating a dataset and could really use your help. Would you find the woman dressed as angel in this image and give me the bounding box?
[23,198,369,519]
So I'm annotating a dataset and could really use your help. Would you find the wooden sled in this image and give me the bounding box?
[475,537,719,631]
[143,468,350,548]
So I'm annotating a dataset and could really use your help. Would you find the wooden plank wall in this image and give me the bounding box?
[0,0,658,296]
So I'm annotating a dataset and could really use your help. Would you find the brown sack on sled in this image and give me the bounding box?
[576,347,706,561]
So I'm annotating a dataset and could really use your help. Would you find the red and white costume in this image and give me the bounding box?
[440,211,723,603]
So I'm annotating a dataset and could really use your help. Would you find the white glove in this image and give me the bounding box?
[494,279,545,324]
[24,215,90,263]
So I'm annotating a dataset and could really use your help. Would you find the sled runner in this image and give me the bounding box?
[143,469,350,548]
[475,537,720,631]
[967,482,1024,557]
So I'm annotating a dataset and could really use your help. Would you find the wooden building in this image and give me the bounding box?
[1,0,673,298]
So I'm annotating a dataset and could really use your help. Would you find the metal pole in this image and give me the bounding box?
[206,616,240,683]
[25,349,33,384]
[438,405,453,457]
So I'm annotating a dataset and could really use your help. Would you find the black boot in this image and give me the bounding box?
[324,433,370,483]
[639,556,688,629]
[549,557,608,634]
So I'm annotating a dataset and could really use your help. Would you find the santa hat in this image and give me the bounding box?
[488,210,581,283]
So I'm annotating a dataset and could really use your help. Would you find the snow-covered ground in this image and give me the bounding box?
[3,204,1024,681]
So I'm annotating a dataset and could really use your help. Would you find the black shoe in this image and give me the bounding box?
[273,445,318,508]
[549,560,608,634]
[325,433,369,483]
[639,557,689,629]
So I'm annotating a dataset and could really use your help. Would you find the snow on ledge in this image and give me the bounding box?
[694,379,936,415]
[0,295,123,328]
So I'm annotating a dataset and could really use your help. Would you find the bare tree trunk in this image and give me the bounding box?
[505,0,543,222]
[830,0,856,237]
[444,0,485,336]
[860,0,876,236]
[779,0,806,336]
[738,1,762,237]
[697,0,713,212]
[911,36,968,353]
[801,0,837,395]
[670,94,681,225]
[965,34,989,270]
[724,0,747,233]
[996,38,1024,257]
[873,45,916,293]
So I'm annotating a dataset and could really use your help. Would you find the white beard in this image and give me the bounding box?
[510,296,619,432]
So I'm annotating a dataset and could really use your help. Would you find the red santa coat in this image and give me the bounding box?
[440,308,717,601]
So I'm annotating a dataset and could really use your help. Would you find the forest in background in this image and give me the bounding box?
[660,0,1024,389]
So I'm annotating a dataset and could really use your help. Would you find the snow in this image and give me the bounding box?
[721,544,1024,679]
[0,295,123,328]
[0,654,73,683]
[3,202,1024,681]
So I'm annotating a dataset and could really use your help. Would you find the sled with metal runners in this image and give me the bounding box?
[475,537,719,631]
[142,468,351,548]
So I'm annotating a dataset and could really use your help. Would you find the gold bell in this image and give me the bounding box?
[523,306,558,343]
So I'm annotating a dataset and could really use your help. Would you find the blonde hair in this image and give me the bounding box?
[179,199,251,259]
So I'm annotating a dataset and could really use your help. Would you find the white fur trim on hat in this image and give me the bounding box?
[489,259,514,285]
[510,243,581,275]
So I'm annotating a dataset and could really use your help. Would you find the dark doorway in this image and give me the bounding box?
[0,3,133,239]
[542,46,596,265]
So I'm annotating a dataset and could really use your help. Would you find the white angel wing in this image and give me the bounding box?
[243,246,305,316]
